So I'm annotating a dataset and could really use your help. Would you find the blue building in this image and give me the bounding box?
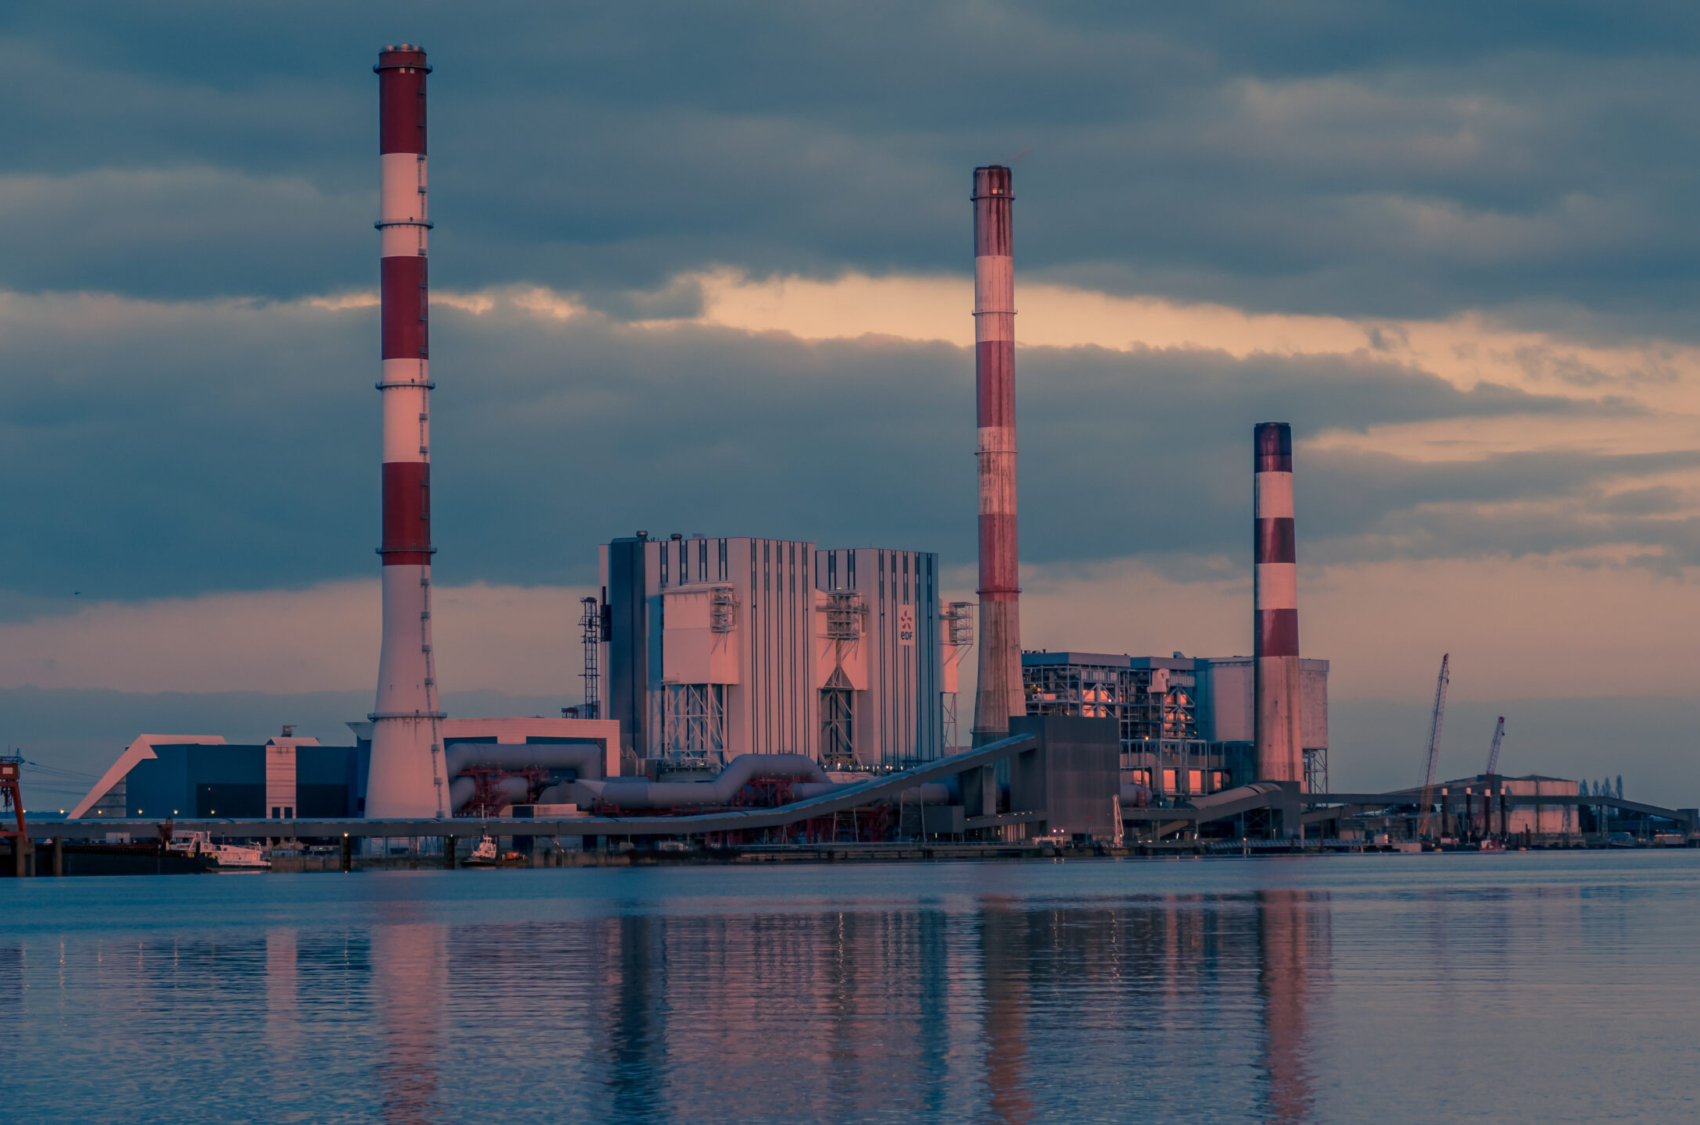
[70,735,364,822]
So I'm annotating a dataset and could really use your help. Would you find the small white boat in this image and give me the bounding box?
[166,831,271,870]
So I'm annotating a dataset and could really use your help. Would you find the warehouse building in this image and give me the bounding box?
[1022,651,1330,798]
[601,533,968,770]
[69,717,619,824]
[70,734,360,821]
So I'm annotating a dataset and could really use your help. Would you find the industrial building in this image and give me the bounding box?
[600,534,969,771]
[70,734,360,821]
[1023,652,1330,799]
[69,718,618,827]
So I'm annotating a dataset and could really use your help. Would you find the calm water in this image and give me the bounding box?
[2,852,1696,1124]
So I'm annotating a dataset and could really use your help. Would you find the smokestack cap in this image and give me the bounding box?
[1254,422,1292,473]
[375,45,431,72]
[972,165,1014,199]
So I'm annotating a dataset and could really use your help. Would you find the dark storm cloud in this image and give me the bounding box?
[2,2,1700,325]
[0,293,1645,602]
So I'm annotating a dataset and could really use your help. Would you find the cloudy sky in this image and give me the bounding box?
[4,1,1700,803]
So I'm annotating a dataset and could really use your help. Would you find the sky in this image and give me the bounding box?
[4,1,1700,805]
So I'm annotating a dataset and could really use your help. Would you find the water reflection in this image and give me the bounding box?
[1,891,1336,1122]
[1259,890,1330,1124]
[14,872,1565,1125]
[980,901,1034,1124]
[372,916,446,1123]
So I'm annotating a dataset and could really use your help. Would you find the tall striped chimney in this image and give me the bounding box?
[366,45,446,818]
[1254,422,1302,787]
[970,166,1022,743]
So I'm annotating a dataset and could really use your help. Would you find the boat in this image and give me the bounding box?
[462,835,499,866]
[166,831,271,870]
[1479,839,1506,852]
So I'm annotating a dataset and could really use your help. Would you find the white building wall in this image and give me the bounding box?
[1504,777,1580,836]
[600,534,944,766]
[613,535,818,760]
[816,548,943,767]
[1199,656,1328,749]
[264,736,320,820]
[730,537,817,758]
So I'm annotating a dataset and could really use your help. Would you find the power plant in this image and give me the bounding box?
[11,44,1697,876]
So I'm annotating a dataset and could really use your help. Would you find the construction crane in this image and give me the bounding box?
[1484,716,1506,777]
[1416,654,1450,840]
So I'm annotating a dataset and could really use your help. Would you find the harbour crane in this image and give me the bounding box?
[1484,716,1505,777]
[1416,654,1450,840]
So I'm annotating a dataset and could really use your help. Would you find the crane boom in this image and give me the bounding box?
[1484,716,1505,777]
[1416,654,1450,840]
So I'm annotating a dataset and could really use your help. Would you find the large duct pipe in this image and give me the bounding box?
[366,45,446,818]
[970,165,1022,744]
[444,742,610,813]
[1254,423,1303,787]
[574,754,829,810]
[1119,783,1152,808]
[444,743,606,780]
[449,775,530,812]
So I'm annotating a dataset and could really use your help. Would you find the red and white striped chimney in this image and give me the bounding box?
[970,166,1022,743]
[366,45,445,818]
[1254,422,1302,786]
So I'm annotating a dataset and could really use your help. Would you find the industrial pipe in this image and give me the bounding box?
[366,44,446,818]
[574,754,829,810]
[444,742,608,812]
[444,742,606,779]
[971,165,1023,744]
[1254,422,1303,787]
[1119,783,1152,808]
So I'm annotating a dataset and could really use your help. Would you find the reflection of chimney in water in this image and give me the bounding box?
[265,929,300,1058]
[372,921,446,1123]
[1257,889,1328,1124]
[604,914,666,1114]
[979,900,1035,1124]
